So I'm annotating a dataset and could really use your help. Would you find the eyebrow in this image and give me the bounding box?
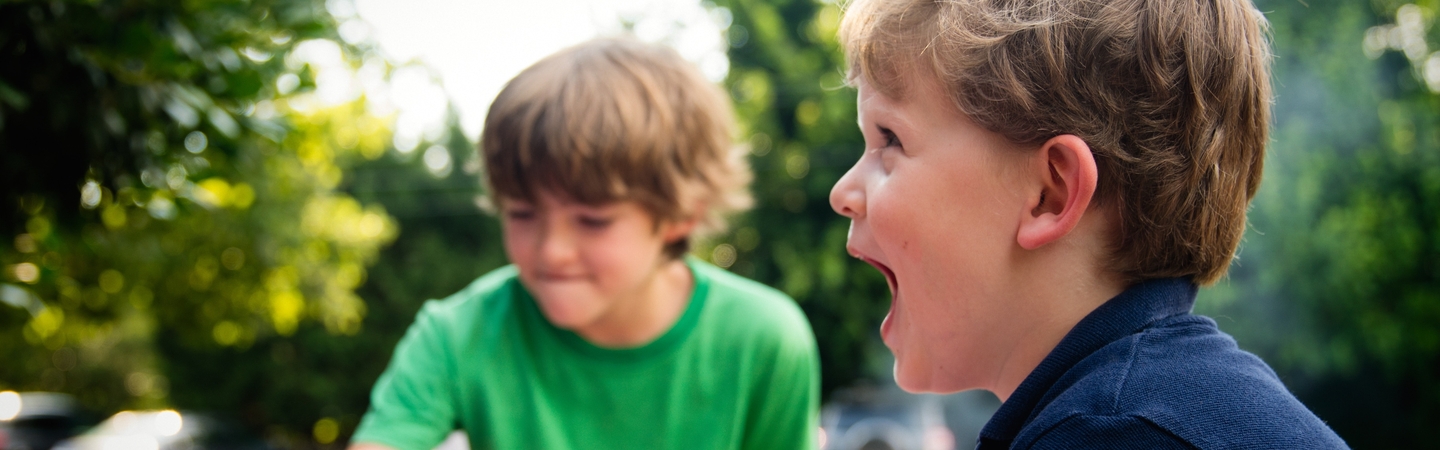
[864,91,918,128]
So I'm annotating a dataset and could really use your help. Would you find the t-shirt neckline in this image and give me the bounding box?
[515,256,711,363]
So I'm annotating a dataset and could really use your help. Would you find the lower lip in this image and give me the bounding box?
[881,309,894,339]
[881,287,898,341]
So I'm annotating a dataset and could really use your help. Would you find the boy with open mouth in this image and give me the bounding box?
[829,0,1347,448]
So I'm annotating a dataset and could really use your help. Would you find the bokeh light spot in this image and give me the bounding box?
[712,244,737,268]
[786,154,810,179]
[423,145,453,178]
[222,247,246,270]
[13,263,40,284]
[213,321,241,346]
[99,270,125,294]
[313,417,340,444]
[14,234,37,253]
[155,410,183,436]
[184,131,208,153]
[81,181,102,209]
[101,204,128,229]
[0,391,20,421]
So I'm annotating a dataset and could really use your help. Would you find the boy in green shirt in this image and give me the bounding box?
[348,37,819,450]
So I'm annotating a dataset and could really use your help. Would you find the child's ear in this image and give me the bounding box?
[659,214,700,243]
[1016,134,1099,250]
[659,200,706,242]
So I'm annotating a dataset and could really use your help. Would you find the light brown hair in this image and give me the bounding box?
[840,0,1273,285]
[480,37,752,259]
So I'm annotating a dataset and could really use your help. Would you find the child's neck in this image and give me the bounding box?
[573,259,694,348]
[990,218,1128,401]
[991,271,1125,401]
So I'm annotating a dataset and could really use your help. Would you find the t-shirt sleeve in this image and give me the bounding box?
[1027,414,1195,450]
[741,317,821,450]
[351,301,458,450]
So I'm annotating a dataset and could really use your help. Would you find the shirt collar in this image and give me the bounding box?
[978,277,1197,445]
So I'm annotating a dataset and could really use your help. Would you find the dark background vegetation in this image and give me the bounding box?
[2,0,1437,448]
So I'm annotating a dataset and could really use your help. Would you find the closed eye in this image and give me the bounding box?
[503,205,536,221]
[578,215,614,229]
[505,209,535,221]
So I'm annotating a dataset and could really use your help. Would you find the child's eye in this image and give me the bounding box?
[505,209,536,221]
[880,127,903,149]
[578,216,614,229]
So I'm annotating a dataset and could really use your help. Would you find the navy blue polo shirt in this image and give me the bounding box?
[977,278,1348,449]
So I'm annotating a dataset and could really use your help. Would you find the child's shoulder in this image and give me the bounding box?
[689,258,815,347]
[411,265,522,333]
[693,259,788,303]
[1027,315,1346,448]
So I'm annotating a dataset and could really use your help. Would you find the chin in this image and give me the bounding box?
[544,312,601,332]
[893,358,965,394]
[892,359,933,393]
[533,299,593,330]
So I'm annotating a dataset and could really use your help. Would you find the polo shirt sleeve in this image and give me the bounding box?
[740,316,821,450]
[351,301,458,450]
[1028,414,1194,450]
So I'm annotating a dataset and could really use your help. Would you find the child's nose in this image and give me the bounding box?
[830,162,866,219]
[538,222,580,266]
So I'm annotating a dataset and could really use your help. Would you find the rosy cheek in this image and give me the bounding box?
[868,202,907,245]
[503,227,539,264]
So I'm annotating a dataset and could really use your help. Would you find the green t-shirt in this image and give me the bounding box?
[352,258,820,450]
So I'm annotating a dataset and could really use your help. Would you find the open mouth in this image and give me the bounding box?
[860,256,898,296]
[859,255,900,340]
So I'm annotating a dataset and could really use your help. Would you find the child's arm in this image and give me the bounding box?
[350,301,460,450]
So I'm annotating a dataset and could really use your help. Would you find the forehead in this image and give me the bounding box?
[856,75,1031,165]
[501,190,664,217]
[856,73,967,133]
[502,190,607,208]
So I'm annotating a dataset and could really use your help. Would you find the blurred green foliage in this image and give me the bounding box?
[701,0,887,398]
[1193,0,1440,446]
[3,0,1440,448]
[0,0,403,445]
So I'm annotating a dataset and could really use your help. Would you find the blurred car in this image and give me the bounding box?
[0,391,92,450]
[52,410,275,450]
[821,386,954,450]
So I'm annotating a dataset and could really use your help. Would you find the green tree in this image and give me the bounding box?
[1195,0,1440,446]
[704,0,885,397]
[0,0,399,443]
